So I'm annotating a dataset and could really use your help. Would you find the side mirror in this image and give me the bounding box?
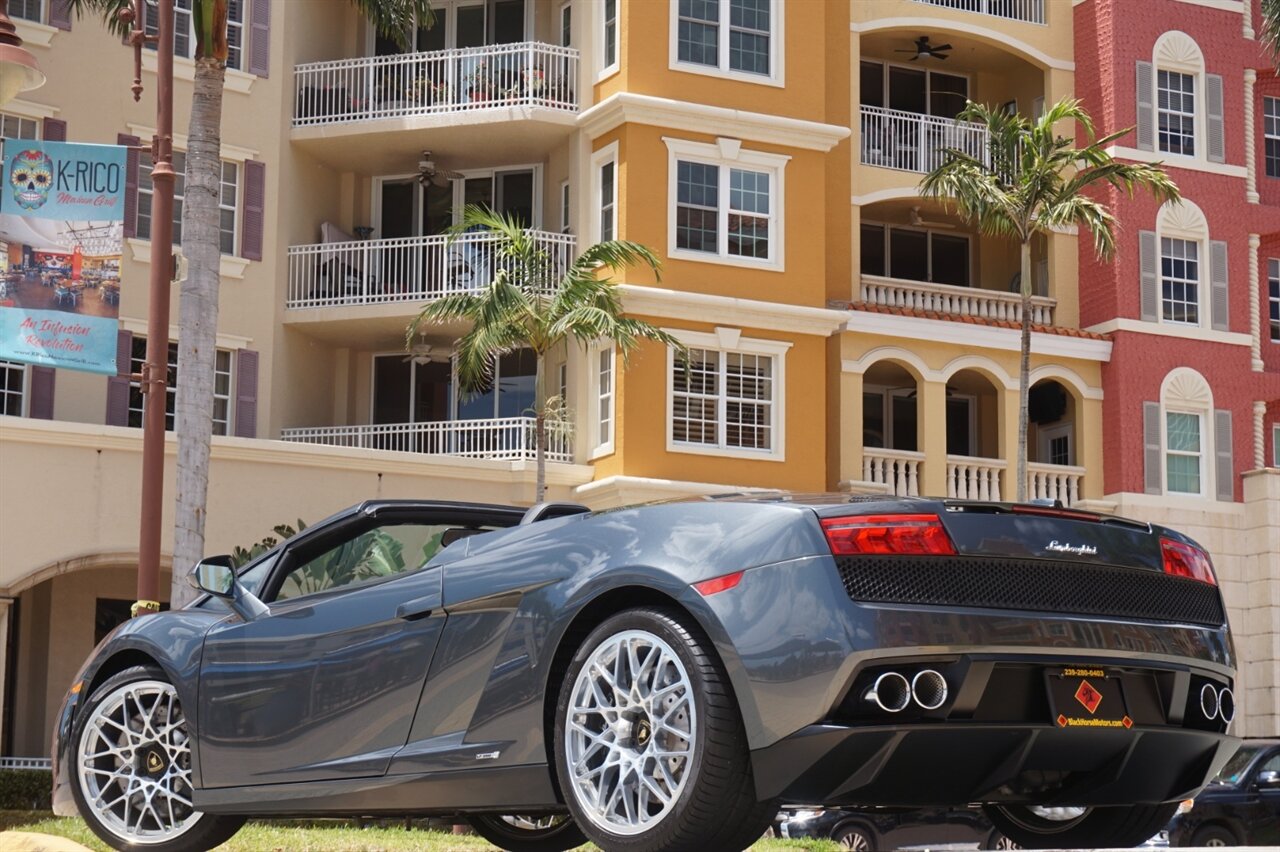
[1257,769,1280,789]
[189,555,236,597]
[188,555,269,622]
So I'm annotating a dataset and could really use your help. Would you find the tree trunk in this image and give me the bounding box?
[1016,239,1033,504]
[172,55,226,608]
[534,352,546,502]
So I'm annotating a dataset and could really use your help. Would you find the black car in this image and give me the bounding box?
[776,805,1018,849]
[51,495,1238,852]
[1168,738,1280,847]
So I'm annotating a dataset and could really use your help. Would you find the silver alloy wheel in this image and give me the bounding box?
[499,815,570,831]
[565,629,695,836]
[77,679,200,845]
[1203,839,1227,848]
[838,829,871,851]
[994,835,1021,850]
[1026,806,1088,822]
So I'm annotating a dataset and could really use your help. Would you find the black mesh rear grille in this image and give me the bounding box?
[835,555,1226,626]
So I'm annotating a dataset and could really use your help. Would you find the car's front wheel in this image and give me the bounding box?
[70,664,245,852]
[465,814,587,851]
[553,607,775,851]
[983,803,1177,849]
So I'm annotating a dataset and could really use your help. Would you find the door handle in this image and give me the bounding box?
[397,594,440,621]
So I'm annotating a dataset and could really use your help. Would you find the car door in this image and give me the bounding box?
[196,506,485,788]
[1248,750,1280,845]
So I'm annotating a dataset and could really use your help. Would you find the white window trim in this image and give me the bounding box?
[664,327,790,462]
[0,360,30,418]
[668,0,785,88]
[591,342,616,459]
[1158,367,1216,499]
[590,141,619,245]
[598,0,619,81]
[1269,257,1280,343]
[451,164,544,228]
[1038,421,1075,467]
[1150,31,1209,165]
[8,0,44,26]
[860,219,974,287]
[861,383,917,453]
[1156,68,1197,158]
[1273,423,1279,468]
[0,111,40,140]
[1159,235,1201,328]
[127,338,235,435]
[1155,199,1210,330]
[559,0,572,47]
[1163,408,1207,497]
[859,58,971,115]
[664,136,789,271]
[1265,96,1280,179]
[560,179,571,234]
[138,151,241,258]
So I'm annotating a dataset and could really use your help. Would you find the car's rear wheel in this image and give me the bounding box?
[1190,824,1237,847]
[552,607,775,851]
[982,803,1177,849]
[70,664,245,852]
[834,824,874,850]
[465,814,587,851]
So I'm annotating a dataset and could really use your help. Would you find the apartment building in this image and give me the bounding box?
[1,0,1276,757]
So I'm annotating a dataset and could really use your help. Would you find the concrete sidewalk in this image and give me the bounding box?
[0,832,92,852]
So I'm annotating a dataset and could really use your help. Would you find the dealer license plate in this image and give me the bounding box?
[1046,666,1133,729]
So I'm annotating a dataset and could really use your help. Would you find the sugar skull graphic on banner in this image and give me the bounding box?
[0,139,126,375]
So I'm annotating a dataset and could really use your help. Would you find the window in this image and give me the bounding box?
[560,2,571,47]
[560,180,570,233]
[1266,97,1280,179]
[862,387,917,452]
[674,0,776,80]
[601,0,618,76]
[139,151,239,255]
[128,338,233,435]
[0,360,26,416]
[146,0,246,71]
[0,113,39,140]
[667,139,786,267]
[860,222,970,287]
[1165,410,1203,494]
[592,143,616,243]
[1161,237,1199,325]
[9,0,41,22]
[275,521,447,602]
[859,60,969,119]
[1157,70,1195,156]
[1270,258,1279,342]
[595,345,615,454]
[1273,425,1279,468]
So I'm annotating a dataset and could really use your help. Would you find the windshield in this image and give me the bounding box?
[1212,745,1263,785]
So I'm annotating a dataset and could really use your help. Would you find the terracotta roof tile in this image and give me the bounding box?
[836,301,1110,341]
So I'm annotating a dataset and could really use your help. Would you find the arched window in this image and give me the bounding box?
[1139,200,1229,332]
[1136,32,1225,164]
[1144,367,1233,500]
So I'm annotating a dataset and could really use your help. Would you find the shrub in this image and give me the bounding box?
[0,768,53,810]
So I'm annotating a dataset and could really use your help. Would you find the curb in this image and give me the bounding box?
[0,831,94,852]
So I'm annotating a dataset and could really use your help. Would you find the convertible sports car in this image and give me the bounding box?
[52,494,1238,852]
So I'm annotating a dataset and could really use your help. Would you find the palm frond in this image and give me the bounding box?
[65,0,133,36]
[1264,0,1280,68]
[346,0,434,51]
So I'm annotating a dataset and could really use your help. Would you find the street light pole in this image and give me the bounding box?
[124,0,175,618]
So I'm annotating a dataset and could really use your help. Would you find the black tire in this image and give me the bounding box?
[70,664,246,852]
[552,606,776,852]
[1190,824,1238,848]
[466,814,588,851]
[833,823,875,851]
[982,803,1178,850]
[985,828,1021,850]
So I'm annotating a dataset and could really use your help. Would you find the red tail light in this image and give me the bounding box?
[822,514,956,556]
[1161,538,1217,586]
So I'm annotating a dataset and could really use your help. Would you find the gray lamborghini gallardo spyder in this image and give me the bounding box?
[53,495,1237,851]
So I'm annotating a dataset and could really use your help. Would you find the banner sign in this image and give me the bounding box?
[0,139,126,375]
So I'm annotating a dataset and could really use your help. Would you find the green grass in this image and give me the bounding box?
[0,813,841,851]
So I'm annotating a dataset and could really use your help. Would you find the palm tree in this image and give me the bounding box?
[70,0,431,607]
[1264,0,1280,68]
[409,205,681,502]
[920,97,1179,502]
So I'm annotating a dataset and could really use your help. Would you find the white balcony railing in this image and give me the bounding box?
[1027,462,1085,506]
[280,417,573,463]
[911,0,1045,25]
[294,42,579,127]
[0,757,52,770]
[860,275,1057,325]
[863,447,925,497]
[286,230,575,309]
[860,106,990,174]
[947,454,1007,501]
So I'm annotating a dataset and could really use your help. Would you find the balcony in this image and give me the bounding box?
[910,0,1045,25]
[860,106,989,175]
[865,451,1084,506]
[286,229,574,310]
[280,417,572,463]
[860,274,1056,325]
[294,42,579,128]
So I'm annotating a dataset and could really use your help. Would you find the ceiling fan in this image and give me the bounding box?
[896,35,952,61]
[909,206,955,229]
[417,151,463,187]
[404,333,451,365]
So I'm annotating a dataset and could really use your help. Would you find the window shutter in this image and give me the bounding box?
[1209,240,1229,331]
[1139,230,1159,322]
[118,134,141,239]
[29,366,55,420]
[1206,73,1225,164]
[1144,401,1162,494]
[234,349,259,438]
[48,0,73,30]
[106,329,133,426]
[248,0,271,78]
[240,160,265,261]
[41,118,67,141]
[1135,61,1154,151]
[1214,409,1233,501]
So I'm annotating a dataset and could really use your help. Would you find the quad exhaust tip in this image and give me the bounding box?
[865,672,912,712]
[911,669,948,710]
[1200,683,1220,720]
[1218,687,1235,724]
